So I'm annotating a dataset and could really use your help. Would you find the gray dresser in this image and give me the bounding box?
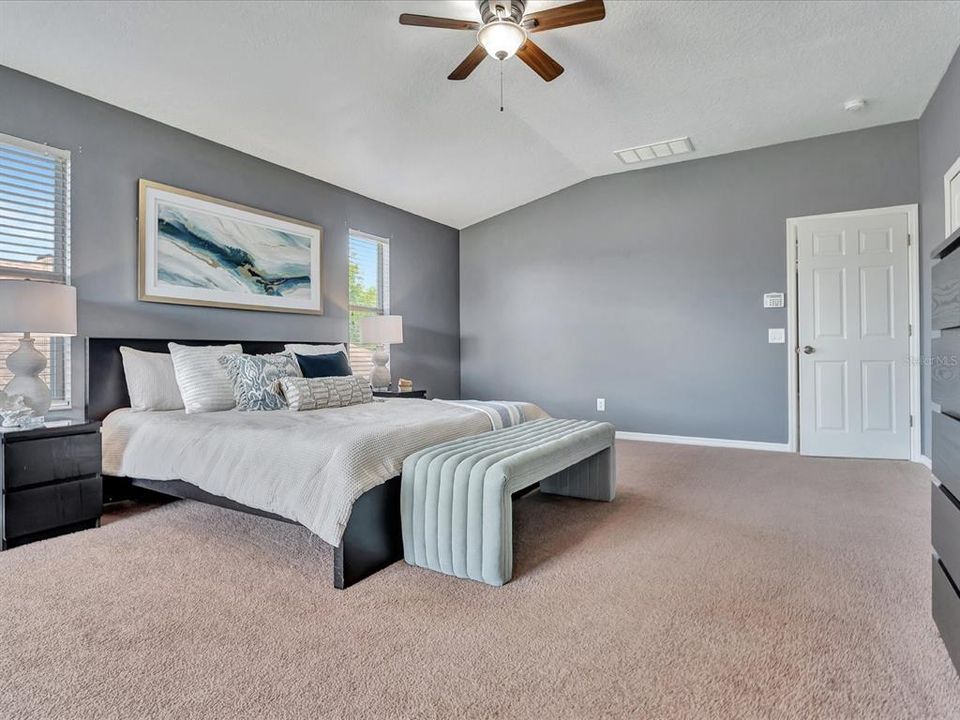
[931,226,960,675]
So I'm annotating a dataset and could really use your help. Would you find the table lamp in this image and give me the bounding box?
[360,314,403,390]
[0,279,77,414]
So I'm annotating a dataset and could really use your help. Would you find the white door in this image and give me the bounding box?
[797,210,911,459]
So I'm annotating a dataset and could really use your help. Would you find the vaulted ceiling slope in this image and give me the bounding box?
[1,1,958,229]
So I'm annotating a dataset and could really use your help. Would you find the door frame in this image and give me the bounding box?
[785,204,920,461]
[943,154,960,237]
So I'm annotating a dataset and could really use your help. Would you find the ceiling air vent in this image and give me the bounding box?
[614,137,694,165]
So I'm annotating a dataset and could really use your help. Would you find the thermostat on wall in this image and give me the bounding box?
[763,292,784,308]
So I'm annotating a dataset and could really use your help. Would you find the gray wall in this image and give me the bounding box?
[919,46,960,455]
[461,123,919,444]
[0,65,461,410]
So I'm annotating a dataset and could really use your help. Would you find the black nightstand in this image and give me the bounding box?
[373,389,427,399]
[1,420,102,550]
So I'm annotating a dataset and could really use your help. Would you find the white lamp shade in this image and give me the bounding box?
[360,314,403,345]
[0,280,77,336]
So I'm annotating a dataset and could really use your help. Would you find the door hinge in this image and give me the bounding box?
[910,415,914,428]
[907,233,912,247]
[909,323,913,336]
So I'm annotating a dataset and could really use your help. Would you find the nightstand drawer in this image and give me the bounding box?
[933,555,960,674]
[933,483,960,581]
[4,476,102,539]
[4,432,101,490]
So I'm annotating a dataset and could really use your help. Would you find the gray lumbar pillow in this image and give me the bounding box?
[219,352,301,411]
[277,376,373,411]
[168,342,243,413]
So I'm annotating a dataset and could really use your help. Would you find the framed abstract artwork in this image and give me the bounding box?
[138,180,323,314]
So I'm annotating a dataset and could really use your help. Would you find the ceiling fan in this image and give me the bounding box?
[399,0,606,82]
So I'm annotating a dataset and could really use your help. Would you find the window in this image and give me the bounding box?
[0,133,71,407]
[348,230,389,377]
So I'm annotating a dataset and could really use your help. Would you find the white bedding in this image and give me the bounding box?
[101,399,547,546]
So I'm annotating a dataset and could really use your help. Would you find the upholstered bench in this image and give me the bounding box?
[400,419,616,586]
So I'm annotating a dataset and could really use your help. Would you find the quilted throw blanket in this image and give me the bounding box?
[433,400,544,429]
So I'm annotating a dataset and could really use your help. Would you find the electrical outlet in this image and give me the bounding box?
[596,398,605,412]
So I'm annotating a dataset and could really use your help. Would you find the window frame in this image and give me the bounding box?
[348,229,390,376]
[0,132,72,409]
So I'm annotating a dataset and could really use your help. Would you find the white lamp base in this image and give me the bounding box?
[369,345,391,390]
[3,333,51,415]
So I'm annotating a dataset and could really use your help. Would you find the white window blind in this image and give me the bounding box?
[0,133,71,406]
[348,230,389,378]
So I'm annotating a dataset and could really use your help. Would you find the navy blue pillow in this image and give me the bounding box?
[295,351,353,378]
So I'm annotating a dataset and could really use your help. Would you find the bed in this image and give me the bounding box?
[87,338,544,589]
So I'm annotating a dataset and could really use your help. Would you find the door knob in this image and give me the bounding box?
[802,345,815,354]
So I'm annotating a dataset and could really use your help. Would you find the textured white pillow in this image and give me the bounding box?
[120,347,184,412]
[284,342,347,357]
[168,343,243,414]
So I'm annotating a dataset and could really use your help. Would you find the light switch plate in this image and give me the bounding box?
[768,328,785,344]
[763,292,784,308]
[596,398,605,412]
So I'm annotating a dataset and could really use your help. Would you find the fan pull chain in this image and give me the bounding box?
[499,61,504,112]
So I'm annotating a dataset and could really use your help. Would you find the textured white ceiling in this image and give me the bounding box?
[1,1,958,229]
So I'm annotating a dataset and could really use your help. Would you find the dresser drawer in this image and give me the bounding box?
[3,432,101,490]
[934,251,960,331]
[933,332,960,415]
[4,476,102,539]
[933,483,960,581]
[933,555,960,674]
[933,411,960,500]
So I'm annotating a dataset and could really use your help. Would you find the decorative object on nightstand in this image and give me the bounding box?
[397,377,414,391]
[360,314,403,390]
[0,393,38,428]
[0,279,77,416]
[0,420,102,549]
[372,388,427,399]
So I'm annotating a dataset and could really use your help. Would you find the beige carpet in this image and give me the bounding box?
[1,441,958,719]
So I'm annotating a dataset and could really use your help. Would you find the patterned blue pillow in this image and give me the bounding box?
[218,353,301,411]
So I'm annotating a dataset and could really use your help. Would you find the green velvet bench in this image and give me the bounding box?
[400,419,616,586]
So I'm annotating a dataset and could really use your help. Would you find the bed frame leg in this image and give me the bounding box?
[333,476,403,589]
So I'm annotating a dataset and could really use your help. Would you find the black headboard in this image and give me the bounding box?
[85,337,343,421]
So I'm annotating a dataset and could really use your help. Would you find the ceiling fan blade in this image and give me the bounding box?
[516,40,564,82]
[523,0,605,33]
[448,45,488,80]
[399,13,480,31]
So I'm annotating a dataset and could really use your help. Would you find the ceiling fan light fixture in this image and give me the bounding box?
[478,20,526,60]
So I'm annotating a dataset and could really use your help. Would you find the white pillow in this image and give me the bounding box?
[284,342,348,357]
[168,343,243,414]
[120,347,184,412]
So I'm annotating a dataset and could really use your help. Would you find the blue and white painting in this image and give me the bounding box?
[139,181,323,314]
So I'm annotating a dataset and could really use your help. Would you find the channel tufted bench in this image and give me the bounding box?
[400,419,616,586]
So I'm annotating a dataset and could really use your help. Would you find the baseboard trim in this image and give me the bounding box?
[615,431,792,453]
[917,454,932,469]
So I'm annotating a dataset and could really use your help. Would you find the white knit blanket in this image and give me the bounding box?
[101,399,546,546]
